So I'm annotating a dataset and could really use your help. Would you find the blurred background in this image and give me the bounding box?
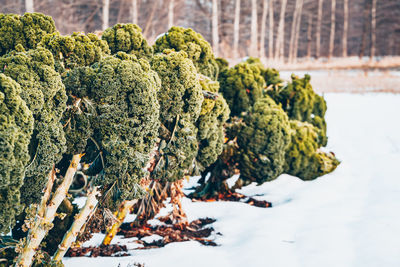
[1,0,400,92]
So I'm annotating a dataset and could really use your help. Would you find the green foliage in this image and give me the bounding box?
[215,57,229,73]
[0,13,56,56]
[102,23,152,60]
[196,76,230,171]
[285,120,339,180]
[153,27,219,80]
[151,50,203,181]
[39,32,110,74]
[0,48,67,207]
[267,74,328,146]
[245,57,283,87]
[0,75,34,233]
[63,52,160,201]
[238,96,291,184]
[219,61,265,116]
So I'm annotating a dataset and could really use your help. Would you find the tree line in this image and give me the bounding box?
[1,0,399,59]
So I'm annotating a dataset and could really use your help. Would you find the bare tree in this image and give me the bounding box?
[259,0,268,59]
[249,0,258,57]
[233,0,241,59]
[306,13,312,60]
[168,0,174,28]
[316,0,323,58]
[359,0,370,58]
[275,0,288,61]
[212,0,219,57]
[25,0,34,12]
[328,0,336,60]
[292,0,303,62]
[268,0,274,59]
[132,0,138,24]
[102,0,110,30]
[343,0,348,57]
[289,0,303,62]
[370,0,377,60]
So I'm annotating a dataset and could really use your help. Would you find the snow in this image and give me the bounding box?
[64,93,400,267]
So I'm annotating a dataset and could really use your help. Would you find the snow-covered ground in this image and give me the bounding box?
[65,93,400,267]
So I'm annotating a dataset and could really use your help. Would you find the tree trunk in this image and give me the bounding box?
[25,0,34,12]
[343,0,348,57]
[15,155,81,267]
[233,0,241,59]
[268,0,274,59]
[212,0,219,57]
[53,187,100,262]
[102,0,110,31]
[259,0,268,59]
[316,0,323,58]
[275,0,288,61]
[131,0,138,24]
[306,13,313,60]
[328,0,336,60]
[359,0,371,59]
[292,0,303,63]
[168,0,174,29]
[143,2,158,37]
[370,0,377,60]
[289,0,300,63]
[249,0,258,57]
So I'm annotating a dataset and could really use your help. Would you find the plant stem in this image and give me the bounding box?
[53,187,100,262]
[15,154,81,267]
[102,199,137,246]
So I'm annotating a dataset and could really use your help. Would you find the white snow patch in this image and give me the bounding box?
[72,197,86,209]
[82,233,104,247]
[141,235,163,243]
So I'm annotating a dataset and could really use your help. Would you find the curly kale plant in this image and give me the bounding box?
[245,57,283,87]
[64,52,160,202]
[267,74,328,146]
[39,31,110,74]
[0,74,34,233]
[0,48,67,207]
[102,23,152,60]
[219,61,265,116]
[285,120,339,180]
[151,50,203,181]
[196,76,230,171]
[0,13,56,56]
[154,27,219,80]
[238,96,291,184]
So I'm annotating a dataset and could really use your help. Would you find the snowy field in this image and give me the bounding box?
[65,93,400,267]
[279,70,400,93]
